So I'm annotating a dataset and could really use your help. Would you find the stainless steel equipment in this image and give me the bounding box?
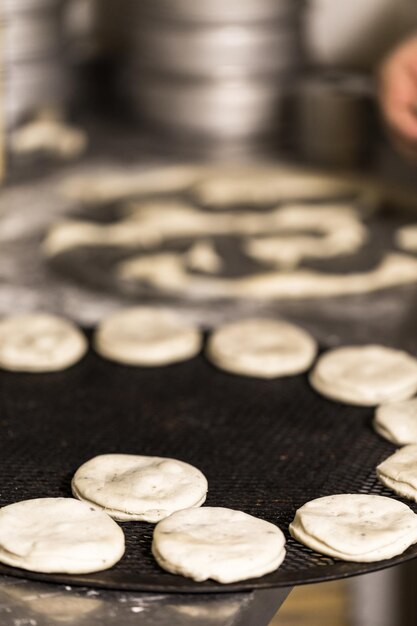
[124,0,305,153]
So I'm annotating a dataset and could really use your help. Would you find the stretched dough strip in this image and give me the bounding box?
[118,253,417,301]
[43,203,364,258]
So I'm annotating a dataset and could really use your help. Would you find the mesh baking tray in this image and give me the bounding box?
[0,340,415,593]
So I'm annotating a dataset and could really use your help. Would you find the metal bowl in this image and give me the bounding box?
[137,0,303,25]
[2,0,62,15]
[3,12,64,63]
[131,20,302,78]
[128,74,288,140]
[3,60,70,128]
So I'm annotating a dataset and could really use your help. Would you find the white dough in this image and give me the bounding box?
[0,498,125,574]
[395,225,417,253]
[374,399,417,445]
[207,318,317,379]
[11,118,87,159]
[244,221,366,269]
[60,165,202,204]
[185,240,223,274]
[118,253,417,301]
[72,454,208,522]
[193,169,360,207]
[94,307,202,367]
[0,313,87,372]
[310,345,417,406]
[289,494,417,562]
[152,507,286,583]
[44,203,365,258]
[377,445,417,502]
[43,220,161,257]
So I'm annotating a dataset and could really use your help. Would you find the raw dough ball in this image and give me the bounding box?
[206,318,317,379]
[0,498,125,574]
[290,494,417,562]
[152,507,286,583]
[0,313,87,372]
[310,345,417,406]
[374,399,417,445]
[94,307,202,367]
[72,454,208,522]
[377,445,417,502]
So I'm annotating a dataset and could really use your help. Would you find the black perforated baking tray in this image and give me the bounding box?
[0,339,415,593]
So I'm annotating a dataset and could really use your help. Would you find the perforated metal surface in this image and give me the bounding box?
[0,341,415,593]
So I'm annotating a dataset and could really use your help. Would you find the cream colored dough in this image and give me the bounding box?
[193,168,361,207]
[289,494,417,562]
[374,398,417,445]
[0,313,87,372]
[310,345,417,406]
[152,507,286,583]
[377,445,417,502]
[395,225,417,253]
[11,118,87,159]
[60,165,202,204]
[185,240,223,274]
[43,203,363,257]
[207,318,317,379]
[244,221,366,268]
[0,498,125,574]
[72,454,208,522]
[118,253,417,301]
[94,307,202,366]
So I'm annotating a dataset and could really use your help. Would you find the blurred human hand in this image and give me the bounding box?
[378,35,417,161]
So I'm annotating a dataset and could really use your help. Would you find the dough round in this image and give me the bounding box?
[377,445,417,501]
[0,313,87,372]
[94,307,202,367]
[310,345,417,406]
[0,498,125,574]
[152,507,286,583]
[72,454,208,522]
[206,318,317,379]
[374,399,417,445]
[290,494,417,562]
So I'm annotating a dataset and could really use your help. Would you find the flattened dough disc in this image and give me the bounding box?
[152,507,286,583]
[0,498,125,574]
[94,307,202,367]
[0,313,87,372]
[290,494,417,562]
[310,345,417,406]
[72,454,208,522]
[207,318,317,379]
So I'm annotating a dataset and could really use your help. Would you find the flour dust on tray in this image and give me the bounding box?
[94,307,202,367]
[0,313,87,372]
[0,498,125,574]
[72,454,208,522]
[290,494,417,562]
[310,345,417,406]
[207,318,317,379]
[374,398,417,445]
[377,445,417,501]
[152,507,286,583]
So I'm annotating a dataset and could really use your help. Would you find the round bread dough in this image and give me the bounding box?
[0,313,87,372]
[377,445,417,501]
[289,494,417,562]
[206,318,317,379]
[152,507,286,583]
[94,307,202,367]
[72,454,208,522]
[310,345,417,406]
[374,399,417,445]
[0,498,125,574]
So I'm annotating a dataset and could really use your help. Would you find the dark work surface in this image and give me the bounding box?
[0,339,414,593]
